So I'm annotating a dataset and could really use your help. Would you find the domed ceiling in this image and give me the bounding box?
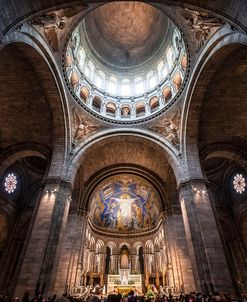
[65,2,187,122]
[88,174,161,233]
[84,2,169,69]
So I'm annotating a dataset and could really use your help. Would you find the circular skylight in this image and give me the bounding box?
[64,2,187,122]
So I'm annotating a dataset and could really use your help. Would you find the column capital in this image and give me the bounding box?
[178,178,207,191]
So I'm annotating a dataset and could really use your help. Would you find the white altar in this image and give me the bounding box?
[107,269,142,293]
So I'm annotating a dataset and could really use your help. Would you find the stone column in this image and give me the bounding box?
[87,95,93,107]
[49,191,87,295]
[179,180,233,293]
[131,106,136,118]
[15,180,72,297]
[144,253,150,287]
[164,211,196,292]
[133,255,139,272]
[111,255,116,272]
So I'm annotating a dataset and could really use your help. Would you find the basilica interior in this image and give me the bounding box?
[0,0,247,299]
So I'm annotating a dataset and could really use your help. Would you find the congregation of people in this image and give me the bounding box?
[1,288,247,302]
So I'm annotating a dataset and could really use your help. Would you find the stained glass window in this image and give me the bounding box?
[4,173,17,194]
[233,174,246,194]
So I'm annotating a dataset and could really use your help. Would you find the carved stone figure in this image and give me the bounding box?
[31,5,86,51]
[178,8,223,48]
[72,107,101,146]
[149,109,181,148]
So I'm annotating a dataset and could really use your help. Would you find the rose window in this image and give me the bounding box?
[4,173,17,194]
[233,174,246,194]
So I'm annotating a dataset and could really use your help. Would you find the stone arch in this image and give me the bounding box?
[96,239,105,254]
[89,236,95,251]
[67,129,183,188]
[183,33,247,180]
[106,241,117,255]
[1,30,70,178]
[0,143,51,177]
[119,242,131,252]
[145,240,154,254]
[1,1,247,42]
[241,214,247,251]
[154,237,160,252]
[0,213,8,255]
[133,242,143,254]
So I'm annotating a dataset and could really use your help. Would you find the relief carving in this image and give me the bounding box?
[31,5,86,51]
[72,107,102,146]
[178,8,223,48]
[149,108,181,149]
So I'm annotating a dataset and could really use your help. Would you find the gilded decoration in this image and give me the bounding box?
[89,174,160,233]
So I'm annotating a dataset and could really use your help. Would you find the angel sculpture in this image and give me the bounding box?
[72,107,101,146]
[31,5,86,51]
[178,8,222,48]
[149,109,181,148]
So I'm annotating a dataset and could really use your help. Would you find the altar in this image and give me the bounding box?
[107,269,142,294]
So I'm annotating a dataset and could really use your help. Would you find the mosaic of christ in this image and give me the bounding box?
[89,174,161,232]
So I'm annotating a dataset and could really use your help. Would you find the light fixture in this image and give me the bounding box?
[192,186,207,195]
[45,188,58,194]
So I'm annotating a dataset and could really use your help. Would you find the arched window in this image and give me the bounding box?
[163,86,172,102]
[65,55,72,68]
[70,71,79,89]
[84,61,95,81]
[121,79,131,96]
[172,71,182,91]
[107,76,117,95]
[147,71,157,89]
[95,71,105,89]
[134,77,144,95]
[181,55,187,71]
[80,86,89,103]
[166,47,175,70]
[136,102,145,116]
[106,102,116,116]
[139,247,145,274]
[77,47,86,68]
[150,96,159,112]
[92,96,101,112]
[105,246,111,274]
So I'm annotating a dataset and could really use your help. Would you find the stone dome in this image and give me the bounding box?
[65,2,187,122]
[84,2,169,69]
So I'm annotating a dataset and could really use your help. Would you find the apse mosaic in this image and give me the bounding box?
[89,174,161,232]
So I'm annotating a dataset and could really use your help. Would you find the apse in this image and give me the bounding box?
[88,173,161,233]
